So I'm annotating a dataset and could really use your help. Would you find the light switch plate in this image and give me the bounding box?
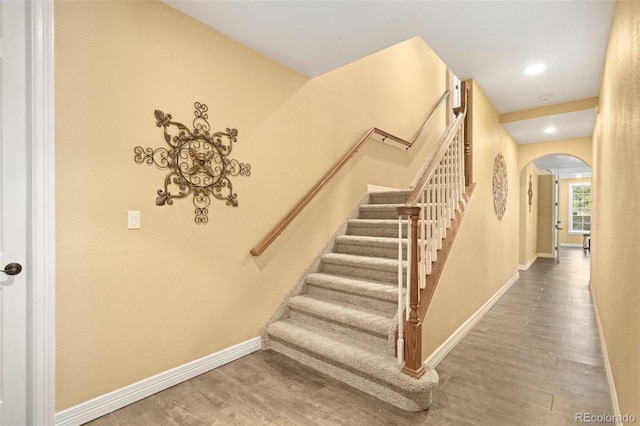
[128,211,140,230]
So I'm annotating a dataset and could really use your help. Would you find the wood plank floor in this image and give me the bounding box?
[86,248,613,425]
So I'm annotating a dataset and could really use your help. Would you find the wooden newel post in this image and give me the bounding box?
[398,206,425,379]
[461,80,473,187]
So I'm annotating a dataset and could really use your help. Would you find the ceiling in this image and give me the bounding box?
[164,0,614,172]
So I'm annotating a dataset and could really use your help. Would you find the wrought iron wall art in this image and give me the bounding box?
[492,153,508,221]
[528,174,533,212]
[134,102,251,223]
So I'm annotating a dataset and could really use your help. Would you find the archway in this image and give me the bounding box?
[518,153,591,269]
[518,137,592,171]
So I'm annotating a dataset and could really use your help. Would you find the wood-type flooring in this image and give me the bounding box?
[86,248,613,425]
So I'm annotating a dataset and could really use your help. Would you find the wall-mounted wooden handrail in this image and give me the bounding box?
[249,90,450,257]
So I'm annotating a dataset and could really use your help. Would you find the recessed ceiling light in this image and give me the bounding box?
[525,63,546,75]
[544,127,557,134]
[576,174,583,179]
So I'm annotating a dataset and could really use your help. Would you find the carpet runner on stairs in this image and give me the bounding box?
[263,190,439,411]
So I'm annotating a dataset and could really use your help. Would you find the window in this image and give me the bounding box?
[569,183,591,233]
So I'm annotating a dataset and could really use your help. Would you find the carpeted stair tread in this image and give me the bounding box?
[335,234,407,248]
[359,204,405,219]
[360,204,405,211]
[306,272,398,301]
[266,319,438,393]
[368,190,412,205]
[370,190,412,196]
[347,218,437,228]
[321,252,405,272]
[288,294,393,336]
[349,218,405,226]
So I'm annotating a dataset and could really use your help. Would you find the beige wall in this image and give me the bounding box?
[559,177,591,245]
[591,0,640,421]
[536,174,554,256]
[422,81,519,357]
[55,1,449,409]
[519,163,539,267]
[518,137,592,171]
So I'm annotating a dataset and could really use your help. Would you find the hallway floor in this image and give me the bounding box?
[86,248,613,425]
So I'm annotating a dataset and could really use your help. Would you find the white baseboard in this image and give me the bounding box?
[55,337,262,426]
[518,255,538,271]
[537,252,555,259]
[424,272,519,368]
[561,243,583,248]
[589,284,622,426]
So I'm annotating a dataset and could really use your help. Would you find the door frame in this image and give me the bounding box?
[27,1,55,424]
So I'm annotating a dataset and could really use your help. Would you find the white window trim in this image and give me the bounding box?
[568,182,591,235]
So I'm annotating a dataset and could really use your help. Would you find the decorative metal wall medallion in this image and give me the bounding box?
[134,102,251,223]
[528,174,533,213]
[492,153,508,221]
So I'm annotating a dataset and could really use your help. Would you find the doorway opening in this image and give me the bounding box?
[518,154,592,269]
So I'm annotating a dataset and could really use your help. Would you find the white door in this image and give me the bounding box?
[0,1,29,425]
[552,173,561,263]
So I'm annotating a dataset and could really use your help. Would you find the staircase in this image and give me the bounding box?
[263,190,439,411]
[259,82,473,412]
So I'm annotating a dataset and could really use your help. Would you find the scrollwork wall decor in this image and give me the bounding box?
[134,102,251,223]
[492,153,508,221]
[528,174,533,213]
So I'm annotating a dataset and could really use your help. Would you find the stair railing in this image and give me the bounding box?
[396,83,470,377]
[249,90,450,257]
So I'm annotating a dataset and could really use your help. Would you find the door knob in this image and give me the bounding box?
[1,263,22,276]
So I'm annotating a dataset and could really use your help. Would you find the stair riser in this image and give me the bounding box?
[368,193,410,205]
[264,339,433,411]
[368,189,460,205]
[334,241,406,260]
[320,262,399,284]
[360,207,453,221]
[306,284,398,314]
[359,209,403,220]
[348,223,407,238]
[288,310,390,354]
[348,223,441,239]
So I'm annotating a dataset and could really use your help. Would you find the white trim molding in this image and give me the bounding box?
[518,255,538,271]
[424,272,519,368]
[28,0,56,424]
[561,243,583,248]
[55,337,262,426]
[590,284,622,426]
[537,252,555,259]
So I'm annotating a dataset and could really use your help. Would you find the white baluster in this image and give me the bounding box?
[397,215,404,365]
[430,177,437,262]
[459,125,465,203]
[406,217,411,321]
[456,141,460,205]
[452,142,458,212]
[420,192,427,288]
[457,133,464,202]
[450,146,455,220]
[439,162,447,241]
[425,185,432,274]
[453,143,458,213]
[446,148,451,221]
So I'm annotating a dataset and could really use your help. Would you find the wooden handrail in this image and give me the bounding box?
[249,90,450,256]
[403,98,467,208]
[396,81,470,377]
